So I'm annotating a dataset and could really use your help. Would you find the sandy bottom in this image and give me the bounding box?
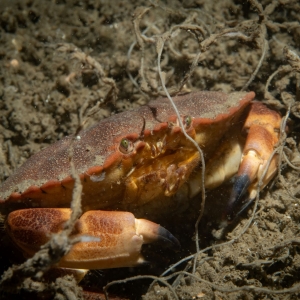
[0,0,300,299]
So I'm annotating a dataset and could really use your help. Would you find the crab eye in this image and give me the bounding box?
[119,138,134,154]
[183,115,192,129]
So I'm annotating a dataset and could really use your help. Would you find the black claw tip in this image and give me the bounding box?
[224,174,251,223]
[157,226,180,249]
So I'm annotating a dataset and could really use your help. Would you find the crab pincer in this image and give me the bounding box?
[6,208,179,269]
[222,102,282,224]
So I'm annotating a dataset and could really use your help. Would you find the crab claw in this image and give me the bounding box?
[222,102,282,225]
[6,209,179,270]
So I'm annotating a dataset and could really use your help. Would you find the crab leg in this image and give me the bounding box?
[223,102,282,223]
[6,208,179,269]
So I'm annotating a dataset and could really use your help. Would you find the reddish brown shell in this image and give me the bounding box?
[0,91,255,213]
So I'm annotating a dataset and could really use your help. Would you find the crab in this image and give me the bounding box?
[0,91,282,275]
